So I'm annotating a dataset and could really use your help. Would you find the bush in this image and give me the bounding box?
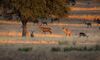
[63,46,92,51]
[95,45,100,50]
[63,45,100,52]
[18,47,32,52]
[51,45,100,52]
[87,48,94,51]
[64,47,73,51]
[83,46,87,50]
[76,47,87,51]
[51,47,61,52]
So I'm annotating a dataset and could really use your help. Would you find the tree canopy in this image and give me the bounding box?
[0,0,70,37]
[7,0,69,19]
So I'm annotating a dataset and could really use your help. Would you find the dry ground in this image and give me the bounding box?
[0,21,100,60]
[0,44,100,60]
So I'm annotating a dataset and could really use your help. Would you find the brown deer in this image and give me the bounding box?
[63,27,72,36]
[38,25,52,34]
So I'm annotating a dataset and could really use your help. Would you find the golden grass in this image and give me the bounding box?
[0,32,63,38]
[0,40,58,44]
[68,15,100,20]
[70,7,100,11]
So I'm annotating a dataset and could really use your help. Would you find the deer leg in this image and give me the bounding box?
[43,31,46,34]
[45,23,47,25]
[85,34,88,37]
[87,25,89,28]
[66,33,68,36]
[88,25,91,28]
[79,34,82,37]
[69,33,71,36]
[49,30,52,34]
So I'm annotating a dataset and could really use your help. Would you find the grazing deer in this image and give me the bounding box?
[63,27,72,36]
[94,18,100,26]
[38,25,52,34]
[79,32,88,37]
[85,22,92,28]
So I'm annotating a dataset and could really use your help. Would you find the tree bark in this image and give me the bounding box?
[21,20,28,37]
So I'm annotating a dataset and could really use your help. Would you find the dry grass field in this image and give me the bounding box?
[0,20,100,60]
[0,44,100,60]
[0,1,100,60]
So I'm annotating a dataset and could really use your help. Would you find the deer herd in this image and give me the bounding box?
[31,18,100,38]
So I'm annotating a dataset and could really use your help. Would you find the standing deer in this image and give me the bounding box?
[38,25,52,34]
[51,18,60,23]
[63,27,72,36]
[30,31,34,37]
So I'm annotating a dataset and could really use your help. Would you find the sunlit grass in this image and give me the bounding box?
[68,15,100,20]
[70,7,100,11]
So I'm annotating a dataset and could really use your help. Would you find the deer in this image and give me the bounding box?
[62,27,72,36]
[38,24,52,34]
[95,18,100,26]
[79,32,88,37]
[51,18,60,23]
[84,22,92,28]
[30,31,34,37]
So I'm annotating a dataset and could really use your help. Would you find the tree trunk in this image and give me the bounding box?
[21,20,27,37]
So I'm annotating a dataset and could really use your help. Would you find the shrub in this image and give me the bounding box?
[95,45,100,50]
[51,47,61,52]
[63,46,92,51]
[87,48,94,51]
[64,47,74,51]
[59,41,68,45]
[18,47,32,52]
[83,46,87,50]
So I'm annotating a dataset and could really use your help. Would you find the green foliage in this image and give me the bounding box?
[18,47,32,52]
[64,47,73,51]
[1,0,70,19]
[95,45,100,50]
[63,45,100,52]
[9,0,69,19]
[51,47,61,52]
